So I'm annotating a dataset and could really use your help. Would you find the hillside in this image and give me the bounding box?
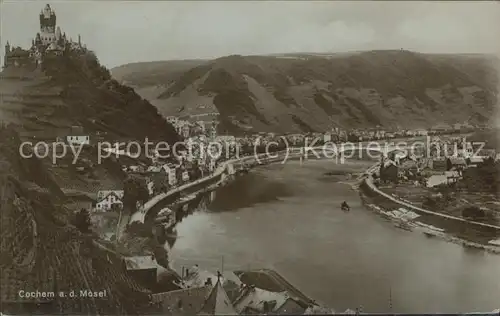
[111,59,207,88]
[0,49,180,197]
[112,51,499,135]
[0,125,153,315]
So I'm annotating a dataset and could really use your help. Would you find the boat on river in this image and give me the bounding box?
[341,202,350,212]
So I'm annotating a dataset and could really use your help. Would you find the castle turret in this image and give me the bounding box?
[35,33,42,46]
[39,4,57,45]
[4,41,11,67]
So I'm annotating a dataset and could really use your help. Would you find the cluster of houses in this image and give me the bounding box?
[377,136,499,187]
[166,116,217,140]
[222,125,481,151]
[119,258,341,315]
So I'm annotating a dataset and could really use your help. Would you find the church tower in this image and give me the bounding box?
[39,4,57,45]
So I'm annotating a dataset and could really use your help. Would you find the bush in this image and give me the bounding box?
[71,208,91,233]
[125,221,152,238]
[462,206,486,220]
[461,158,499,194]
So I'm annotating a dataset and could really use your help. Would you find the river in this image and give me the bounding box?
[168,159,500,313]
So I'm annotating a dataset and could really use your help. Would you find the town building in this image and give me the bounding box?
[414,129,429,136]
[476,149,497,160]
[233,286,305,314]
[323,133,332,143]
[198,277,238,315]
[399,158,419,177]
[124,256,159,291]
[431,157,447,172]
[444,170,461,185]
[152,286,211,316]
[379,159,398,183]
[95,190,124,212]
[166,116,179,124]
[162,163,179,186]
[66,135,90,146]
[154,208,176,226]
[446,157,467,172]
[466,157,484,167]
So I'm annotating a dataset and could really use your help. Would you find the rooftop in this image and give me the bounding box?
[97,190,124,200]
[124,255,159,271]
[198,278,238,315]
[151,286,211,316]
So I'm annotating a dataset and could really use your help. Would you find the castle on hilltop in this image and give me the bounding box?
[3,4,86,68]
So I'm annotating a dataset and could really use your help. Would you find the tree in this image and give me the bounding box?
[461,159,499,194]
[72,208,91,233]
[462,206,485,220]
[125,221,151,238]
[176,167,184,184]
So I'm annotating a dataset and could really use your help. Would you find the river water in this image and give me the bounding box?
[168,159,500,313]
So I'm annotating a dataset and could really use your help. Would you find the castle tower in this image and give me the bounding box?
[39,4,57,45]
[55,26,61,40]
[4,41,10,67]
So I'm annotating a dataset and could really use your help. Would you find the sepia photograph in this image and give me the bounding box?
[0,1,499,315]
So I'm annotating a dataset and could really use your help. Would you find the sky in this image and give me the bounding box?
[1,1,499,68]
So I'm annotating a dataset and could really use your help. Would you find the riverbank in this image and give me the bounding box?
[360,174,500,254]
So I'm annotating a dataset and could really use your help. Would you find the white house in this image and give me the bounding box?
[217,135,236,143]
[67,135,90,146]
[146,165,162,173]
[161,164,177,186]
[147,181,154,195]
[415,129,428,136]
[182,170,190,182]
[209,158,217,172]
[323,133,332,142]
[95,190,124,212]
[227,163,235,175]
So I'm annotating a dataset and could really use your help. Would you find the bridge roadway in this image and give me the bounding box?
[126,142,412,228]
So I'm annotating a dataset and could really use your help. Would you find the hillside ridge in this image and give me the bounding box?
[112,50,499,135]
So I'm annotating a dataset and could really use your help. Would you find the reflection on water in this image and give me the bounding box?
[168,160,500,313]
[209,168,293,212]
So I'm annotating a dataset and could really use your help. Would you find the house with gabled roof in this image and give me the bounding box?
[379,159,398,183]
[446,157,467,172]
[95,190,124,212]
[198,276,238,315]
[151,286,211,316]
[233,284,305,315]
